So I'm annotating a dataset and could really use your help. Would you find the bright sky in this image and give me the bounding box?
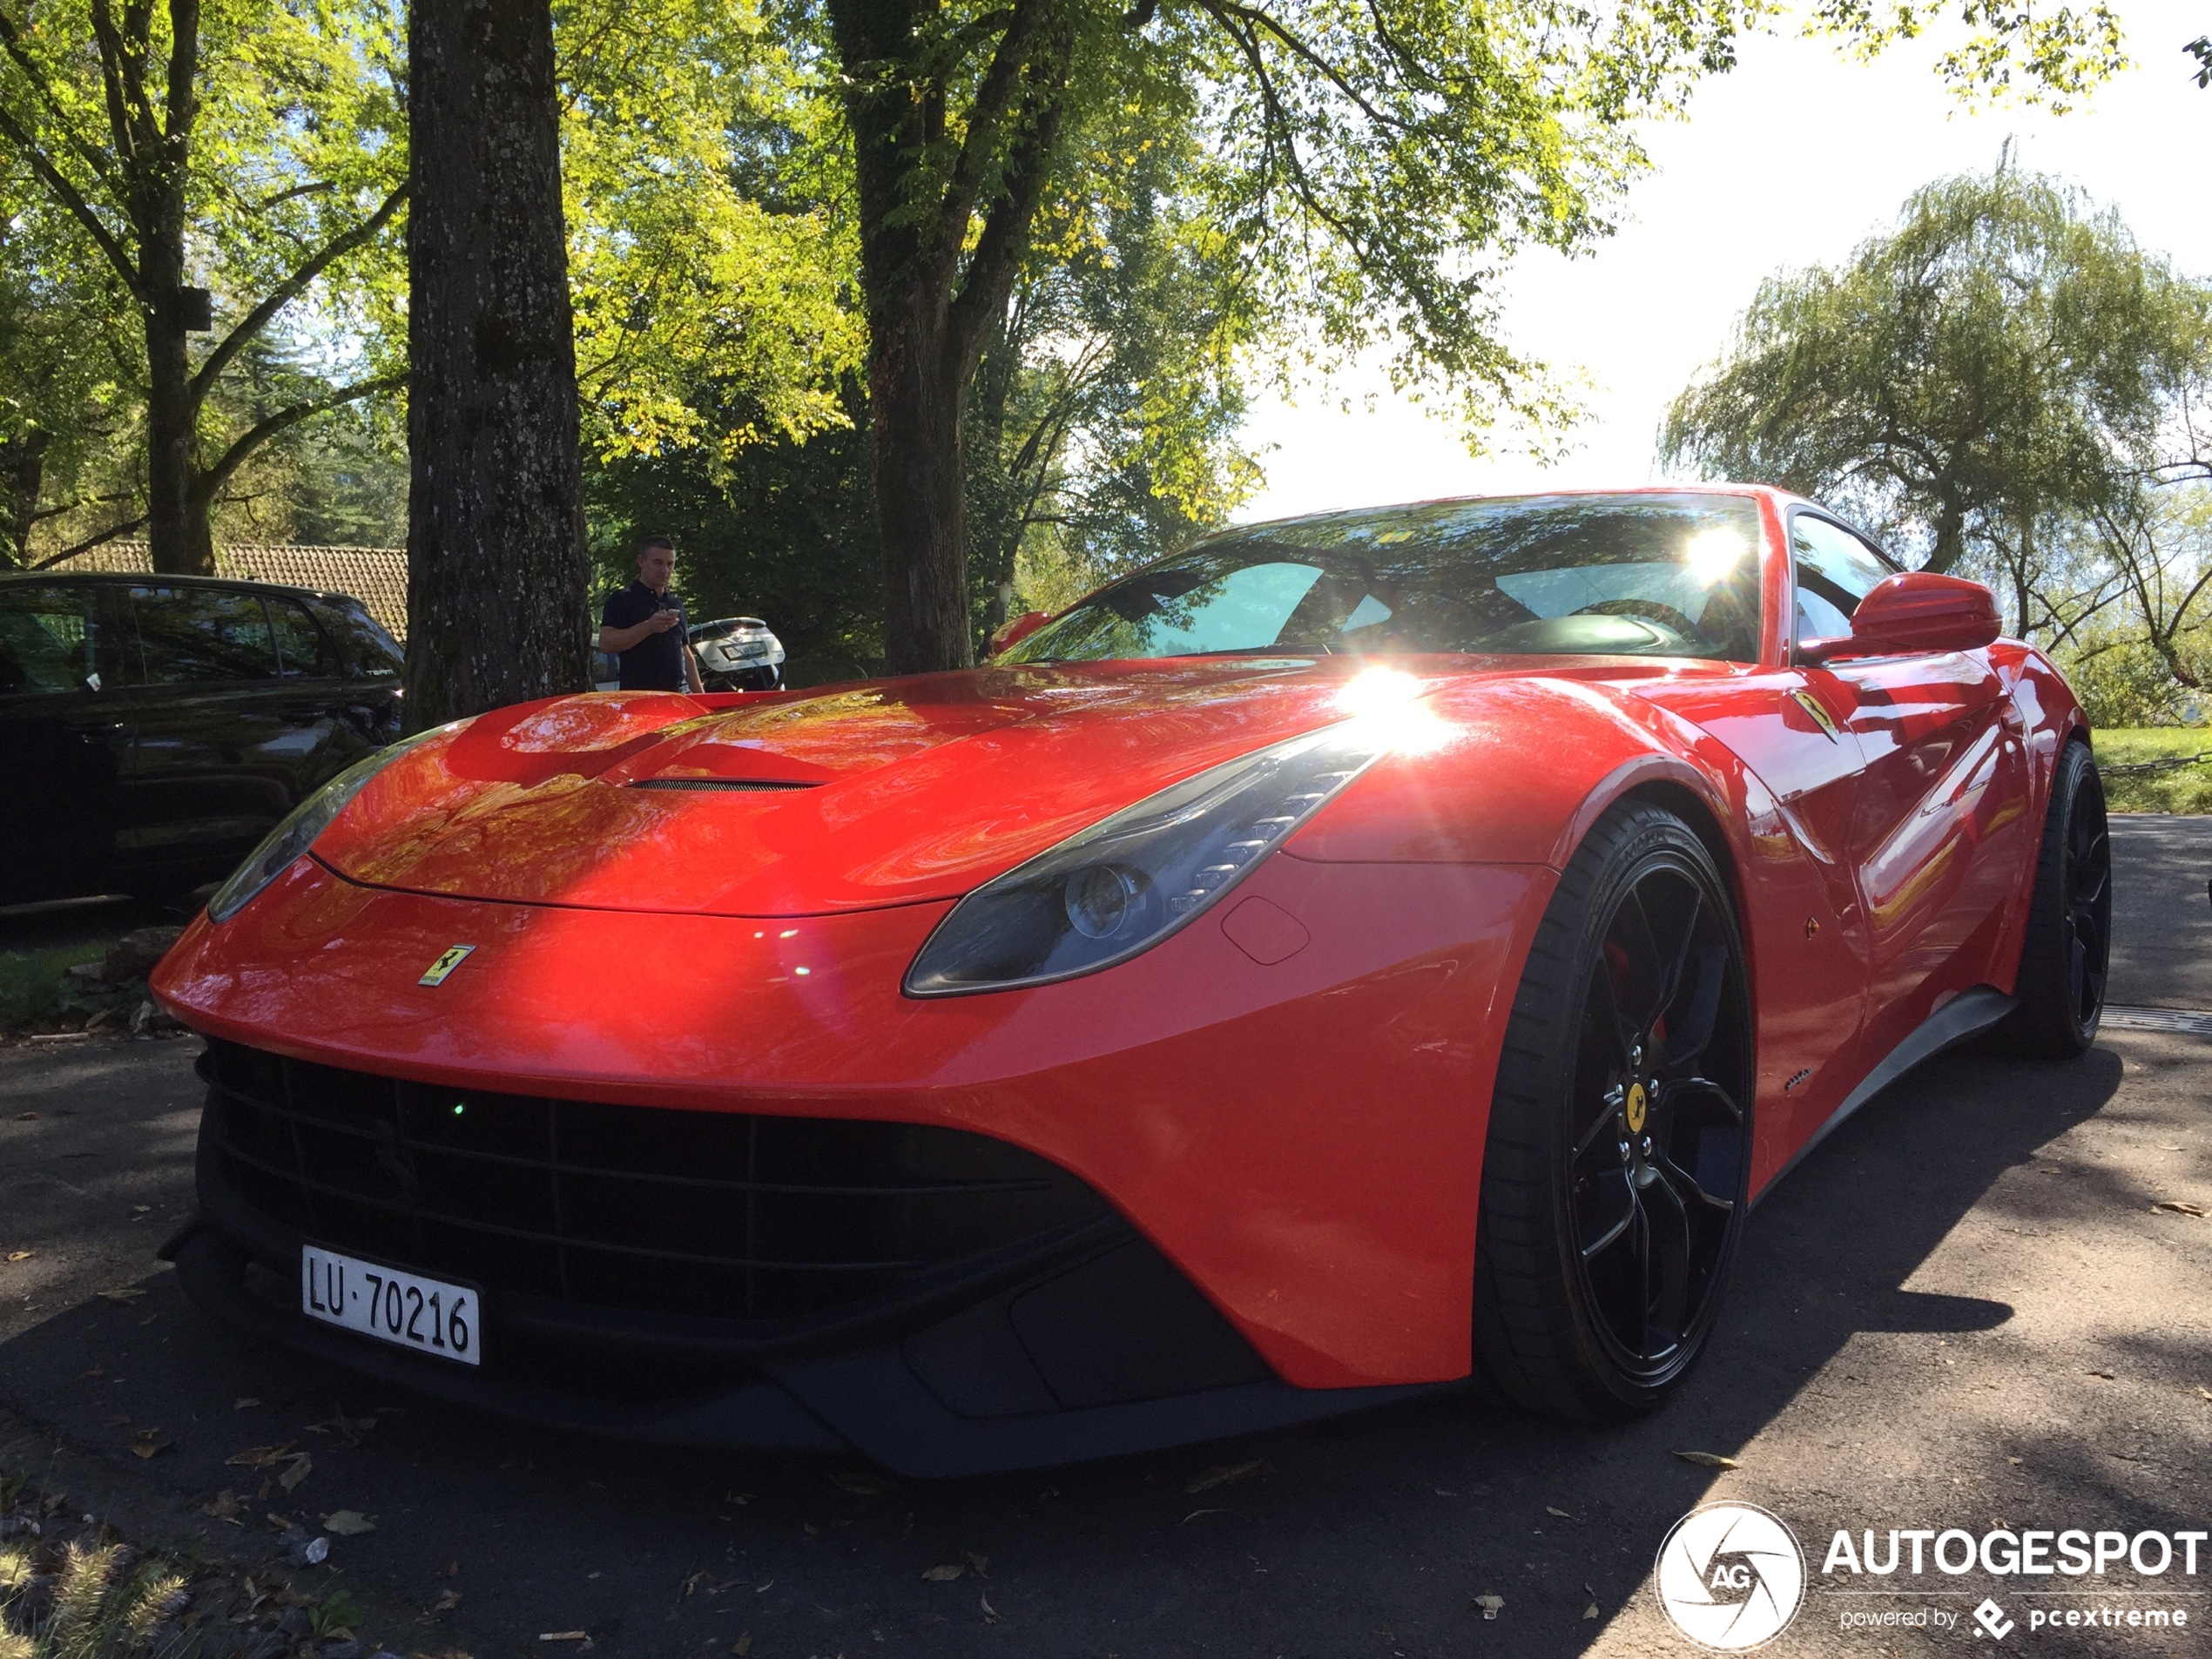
[1233,0,2212,523]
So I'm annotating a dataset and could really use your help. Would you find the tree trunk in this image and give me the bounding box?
[1,429,48,566]
[143,284,212,575]
[869,299,974,675]
[136,7,213,577]
[403,0,587,729]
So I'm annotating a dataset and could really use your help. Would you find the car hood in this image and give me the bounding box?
[314,659,1443,916]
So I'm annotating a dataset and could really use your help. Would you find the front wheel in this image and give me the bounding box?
[1473,801,1755,1420]
[1992,738,2110,1059]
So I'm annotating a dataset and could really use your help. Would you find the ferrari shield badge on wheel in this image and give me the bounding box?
[150,487,2104,1475]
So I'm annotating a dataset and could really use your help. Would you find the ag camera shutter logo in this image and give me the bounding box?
[1655,1502,1807,1650]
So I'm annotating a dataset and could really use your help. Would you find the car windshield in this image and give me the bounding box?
[1001,493,1767,664]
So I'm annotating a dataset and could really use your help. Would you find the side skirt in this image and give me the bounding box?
[1753,985,2017,1204]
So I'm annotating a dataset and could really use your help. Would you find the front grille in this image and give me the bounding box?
[201,1039,1106,1325]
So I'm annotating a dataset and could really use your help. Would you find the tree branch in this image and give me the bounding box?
[0,99,141,291]
[944,26,1072,381]
[30,513,147,567]
[1200,0,1407,133]
[188,181,408,408]
[932,0,1054,287]
[0,4,131,192]
[196,372,401,497]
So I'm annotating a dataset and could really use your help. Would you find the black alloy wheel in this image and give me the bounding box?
[1474,801,1754,1419]
[1994,739,2111,1058]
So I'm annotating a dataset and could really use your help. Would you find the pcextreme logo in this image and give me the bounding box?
[1655,1502,1808,1650]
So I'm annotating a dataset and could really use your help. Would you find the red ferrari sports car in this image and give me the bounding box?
[152,487,2108,1475]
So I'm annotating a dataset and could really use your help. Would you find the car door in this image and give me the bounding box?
[1632,529,1875,1181]
[112,583,299,894]
[1789,512,2032,1062]
[0,580,132,904]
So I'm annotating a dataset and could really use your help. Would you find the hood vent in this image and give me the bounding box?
[627,778,819,792]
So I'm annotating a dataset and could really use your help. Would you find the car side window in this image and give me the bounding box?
[312,600,404,677]
[1791,516,1896,648]
[0,584,119,694]
[268,598,340,678]
[132,586,279,684]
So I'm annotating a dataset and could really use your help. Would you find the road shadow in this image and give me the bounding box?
[0,1035,2151,1659]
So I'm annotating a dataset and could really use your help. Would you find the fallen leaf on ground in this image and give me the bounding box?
[1184,1458,1268,1494]
[966,1553,990,1577]
[105,1413,130,1427]
[538,1633,590,1644]
[1181,1508,1227,1525]
[4,1251,31,1263]
[228,1445,294,1468]
[277,1454,314,1493]
[1474,1594,1505,1620]
[431,1588,462,1613]
[831,1470,896,1496]
[322,1510,374,1535]
[129,1428,167,1460]
[1674,1452,1740,1470]
[981,1590,1000,1623]
[2087,1370,2116,1380]
[2197,1386,2212,1403]
[204,1491,242,1521]
[234,1397,259,1409]
[921,1564,964,1582]
[1546,1505,1577,1520]
[307,1408,376,1444]
[95,1288,145,1305]
[2153,1200,2209,1217]
[1583,1604,1602,1620]
[12,1112,35,1122]
[732,1638,751,1656]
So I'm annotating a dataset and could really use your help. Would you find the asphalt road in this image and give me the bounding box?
[2,821,2209,1659]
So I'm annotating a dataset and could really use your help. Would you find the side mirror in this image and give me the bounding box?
[988,610,1051,657]
[1801,571,2000,664]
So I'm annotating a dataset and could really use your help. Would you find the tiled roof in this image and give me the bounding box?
[51,542,410,639]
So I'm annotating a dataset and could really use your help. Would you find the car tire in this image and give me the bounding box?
[1990,738,2110,1060]
[1472,799,1755,1420]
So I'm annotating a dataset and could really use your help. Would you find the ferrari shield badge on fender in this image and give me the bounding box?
[419,945,476,987]
[1791,689,1841,741]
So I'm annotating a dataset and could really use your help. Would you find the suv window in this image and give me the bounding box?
[0,584,119,694]
[268,597,340,678]
[1791,515,1896,647]
[312,599,403,677]
[132,586,279,683]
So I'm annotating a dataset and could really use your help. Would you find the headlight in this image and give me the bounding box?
[207,723,457,923]
[903,723,1390,996]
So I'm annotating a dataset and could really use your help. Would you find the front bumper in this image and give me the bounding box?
[153,851,1550,1401]
[172,1065,1443,1476]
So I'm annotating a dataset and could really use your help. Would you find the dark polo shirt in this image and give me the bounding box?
[600,580,688,691]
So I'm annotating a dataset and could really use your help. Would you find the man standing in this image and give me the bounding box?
[597,536,705,693]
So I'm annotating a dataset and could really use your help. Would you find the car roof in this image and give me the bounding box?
[0,568,366,609]
[1207,483,1803,543]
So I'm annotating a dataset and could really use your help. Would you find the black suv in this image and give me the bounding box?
[0,571,404,906]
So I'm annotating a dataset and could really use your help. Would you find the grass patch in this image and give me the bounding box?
[2094,727,2212,814]
[0,946,105,1033]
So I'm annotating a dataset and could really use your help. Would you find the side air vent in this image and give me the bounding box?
[627,779,819,792]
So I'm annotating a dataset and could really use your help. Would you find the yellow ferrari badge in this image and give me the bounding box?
[1625,1081,1649,1134]
[419,944,476,987]
[1791,690,1841,742]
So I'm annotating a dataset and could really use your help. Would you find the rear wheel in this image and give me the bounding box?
[1473,801,1754,1419]
[1992,739,2110,1059]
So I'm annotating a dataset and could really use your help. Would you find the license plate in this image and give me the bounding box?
[300,1246,482,1366]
